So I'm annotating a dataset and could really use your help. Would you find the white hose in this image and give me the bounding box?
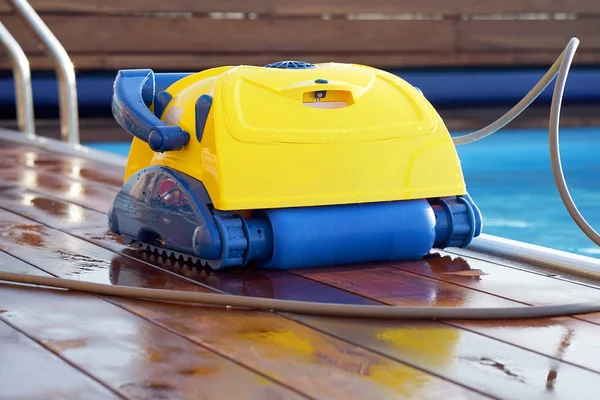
[548,39,600,246]
[452,38,579,146]
[2,270,600,319]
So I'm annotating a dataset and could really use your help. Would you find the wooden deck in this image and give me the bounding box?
[3,136,600,399]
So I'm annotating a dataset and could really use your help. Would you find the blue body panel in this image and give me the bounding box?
[255,199,436,269]
[195,94,213,142]
[108,166,222,260]
[431,194,482,248]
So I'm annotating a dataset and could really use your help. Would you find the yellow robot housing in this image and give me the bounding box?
[123,61,465,210]
[109,60,482,270]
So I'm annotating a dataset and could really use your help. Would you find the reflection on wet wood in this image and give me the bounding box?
[112,297,487,400]
[287,314,600,400]
[0,168,116,212]
[388,252,600,323]
[450,317,600,374]
[0,147,89,169]
[0,319,120,399]
[449,246,600,290]
[0,254,304,400]
[43,161,125,187]
[0,181,15,191]
[0,188,107,229]
[292,262,519,308]
[0,146,125,187]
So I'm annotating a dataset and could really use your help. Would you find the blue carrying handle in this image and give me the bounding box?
[111,69,190,152]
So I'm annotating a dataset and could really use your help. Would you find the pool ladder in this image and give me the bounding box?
[0,0,79,144]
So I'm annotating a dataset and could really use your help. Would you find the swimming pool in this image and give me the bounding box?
[87,127,600,259]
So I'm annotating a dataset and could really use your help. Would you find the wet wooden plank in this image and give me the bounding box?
[2,16,455,53]
[0,167,117,213]
[386,252,600,324]
[0,188,107,230]
[447,247,600,285]
[0,146,91,167]
[43,162,125,187]
[0,159,517,311]
[446,317,600,374]
[0,320,121,400]
[0,255,305,400]
[0,209,482,399]
[292,261,520,308]
[0,147,125,186]
[0,181,16,191]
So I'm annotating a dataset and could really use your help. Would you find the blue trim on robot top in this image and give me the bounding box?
[111,69,191,152]
[195,94,213,142]
[152,72,192,118]
[153,91,172,120]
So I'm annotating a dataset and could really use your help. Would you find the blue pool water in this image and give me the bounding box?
[87,128,600,259]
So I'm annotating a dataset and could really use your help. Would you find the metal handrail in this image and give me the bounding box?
[0,21,34,137]
[7,0,79,145]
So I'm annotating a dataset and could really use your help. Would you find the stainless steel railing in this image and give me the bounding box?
[0,21,34,137]
[1,0,80,144]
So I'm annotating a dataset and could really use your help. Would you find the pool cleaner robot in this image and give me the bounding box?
[5,38,600,320]
[108,61,482,270]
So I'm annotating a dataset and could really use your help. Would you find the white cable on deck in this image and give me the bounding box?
[3,270,600,319]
